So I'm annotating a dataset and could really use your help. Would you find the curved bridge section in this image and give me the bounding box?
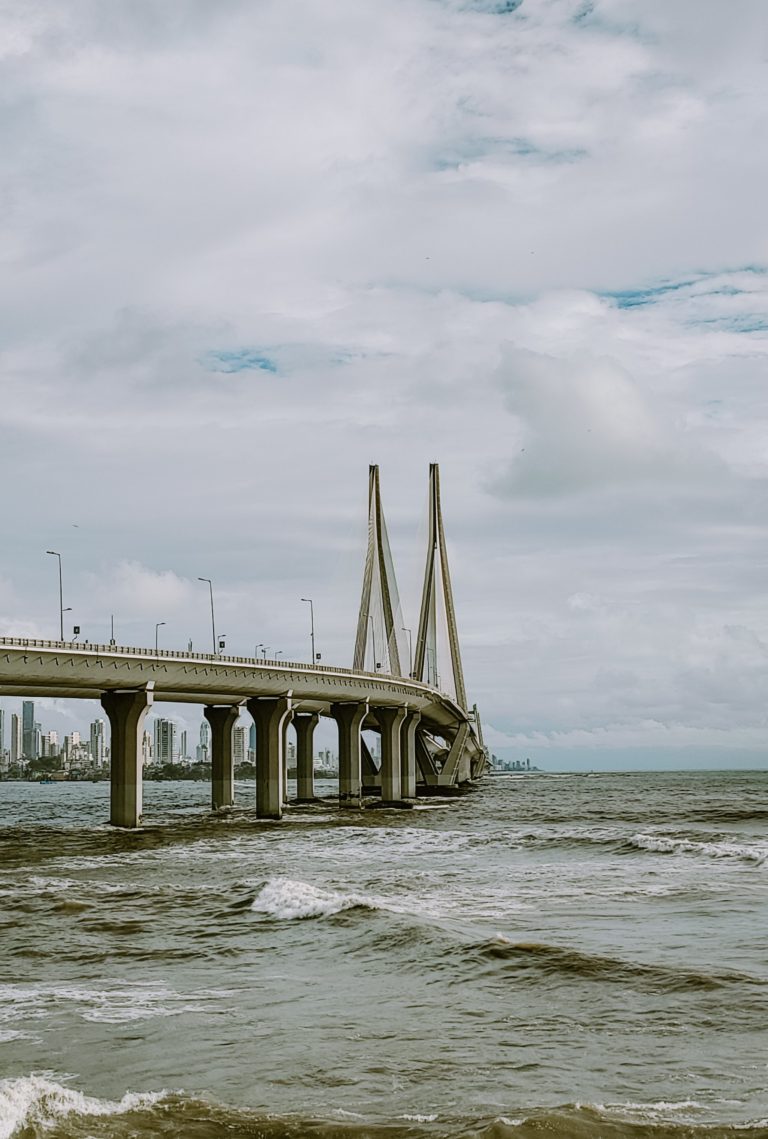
[0,464,488,827]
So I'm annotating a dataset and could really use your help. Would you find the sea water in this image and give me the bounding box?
[0,771,766,1137]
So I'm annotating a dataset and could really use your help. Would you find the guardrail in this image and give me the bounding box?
[0,636,444,697]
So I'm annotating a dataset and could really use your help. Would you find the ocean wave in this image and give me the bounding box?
[249,878,377,920]
[0,1076,165,1139]
[629,834,767,864]
[471,937,766,993]
[1,1079,766,1139]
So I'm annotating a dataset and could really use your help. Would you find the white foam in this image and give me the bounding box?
[250,878,373,920]
[400,1113,438,1122]
[631,833,766,864]
[0,982,216,1027]
[0,1076,164,1139]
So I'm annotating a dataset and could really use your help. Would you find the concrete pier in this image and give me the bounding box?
[247,696,292,819]
[282,710,294,804]
[332,701,367,807]
[101,685,154,828]
[400,710,421,800]
[204,704,240,811]
[378,705,407,805]
[294,712,319,801]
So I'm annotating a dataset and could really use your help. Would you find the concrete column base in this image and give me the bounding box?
[247,696,292,819]
[378,706,407,804]
[204,704,240,812]
[331,701,367,808]
[294,712,319,801]
[101,685,153,828]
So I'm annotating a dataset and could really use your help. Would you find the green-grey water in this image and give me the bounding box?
[1,771,766,1138]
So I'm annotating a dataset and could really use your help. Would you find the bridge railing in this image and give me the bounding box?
[0,636,444,694]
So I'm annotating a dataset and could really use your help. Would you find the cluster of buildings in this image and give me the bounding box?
[490,756,539,772]
[0,701,341,779]
[0,700,107,776]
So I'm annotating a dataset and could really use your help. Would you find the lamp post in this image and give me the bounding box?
[46,551,64,641]
[155,621,165,653]
[402,626,413,677]
[197,577,216,655]
[300,598,316,665]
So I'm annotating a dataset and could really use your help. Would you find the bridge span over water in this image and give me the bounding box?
[0,465,488,826]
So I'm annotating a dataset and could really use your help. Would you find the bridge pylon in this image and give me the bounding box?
[353,465,405,676]
[413,463,467,709]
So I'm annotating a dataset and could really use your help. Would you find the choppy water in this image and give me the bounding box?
[1,771,766,1138]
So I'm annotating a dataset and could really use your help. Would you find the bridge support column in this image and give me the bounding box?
[331,702,367,807]
[101,685,153,828]
[204,704,240,811]
[294,712,319,802]
[282,710,294,804]
[247,696,292,819]
[378,706,407,805]
[400,710,421,800]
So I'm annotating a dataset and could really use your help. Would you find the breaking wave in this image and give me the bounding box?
[1,1079,766,1139]
[629,834,767,864]
[248,878,378,920]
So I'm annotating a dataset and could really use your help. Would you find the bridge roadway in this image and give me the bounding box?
[0,637,486,827]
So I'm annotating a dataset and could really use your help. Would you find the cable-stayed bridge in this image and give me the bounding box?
[0,464,488,826]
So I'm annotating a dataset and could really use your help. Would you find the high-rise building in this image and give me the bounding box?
[10,714,22,765]
[22,701,36,759]
[233,725,246,764]
[141,730,152,766]
[90,719,105,767]
[196,720,210,763]
[154,719,176,764]
[180,730,188,761]
[0,708,6,772]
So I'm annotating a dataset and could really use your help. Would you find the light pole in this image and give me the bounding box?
[155,621,165,653]
[46,551,64,641]
[300,598,316,665]
[198,577,216,655]
[402,626,413,677]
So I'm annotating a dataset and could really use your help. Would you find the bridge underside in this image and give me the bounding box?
[0,640,487,827]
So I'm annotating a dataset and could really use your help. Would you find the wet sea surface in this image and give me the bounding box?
[0,771,766,1138]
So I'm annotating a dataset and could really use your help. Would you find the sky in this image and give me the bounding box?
[1,0,768,769]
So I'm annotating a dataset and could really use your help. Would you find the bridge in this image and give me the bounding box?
[0,465,488,826]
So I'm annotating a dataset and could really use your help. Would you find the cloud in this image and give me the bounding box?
[1,1,768,763]
[491,344,722,496]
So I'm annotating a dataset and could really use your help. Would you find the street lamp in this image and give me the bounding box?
[402,626,413,677]
[197,577,216,655]
[46,551,64,641]
[300,598,316,665]
[155,621,166,653]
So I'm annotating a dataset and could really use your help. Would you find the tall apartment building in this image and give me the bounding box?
[233,725,246,764]
[196,721,210,763]
[10,714,22,765]
[153,718,176,764]
[90,719,105,767]
[22,700,36,759]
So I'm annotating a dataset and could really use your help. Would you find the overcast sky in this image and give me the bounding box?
[2,0,768,769]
